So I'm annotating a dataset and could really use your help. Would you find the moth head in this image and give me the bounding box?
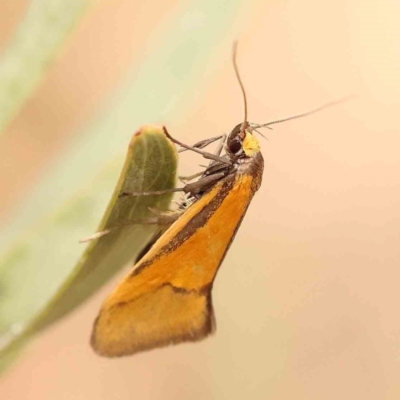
[226,122,261,159]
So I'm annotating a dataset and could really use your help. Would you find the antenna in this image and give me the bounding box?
[232,41,248,135]
[252,96,354,129]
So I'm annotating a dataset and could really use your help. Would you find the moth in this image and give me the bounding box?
[90,43,345,357]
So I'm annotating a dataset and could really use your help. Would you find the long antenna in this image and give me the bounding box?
[252,96,354,129]
[232,41,248,133]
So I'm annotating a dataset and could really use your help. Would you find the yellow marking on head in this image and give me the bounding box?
[243,131,260,157]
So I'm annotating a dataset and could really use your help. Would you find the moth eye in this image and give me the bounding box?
[228,139,242,154]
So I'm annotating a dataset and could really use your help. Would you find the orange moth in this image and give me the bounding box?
[91,43,346,357]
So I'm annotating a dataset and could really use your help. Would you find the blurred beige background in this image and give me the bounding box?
[1,0,400,399]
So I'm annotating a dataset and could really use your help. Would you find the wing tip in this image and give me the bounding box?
[90,292,216,358]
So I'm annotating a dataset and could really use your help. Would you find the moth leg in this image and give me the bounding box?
[119,187,184,197]
[178,134,227,156]
[179,171,205,182]
[146,208,183,225]
[179,134,227,183]
[163,127,231,165]
[134,208,186,262]
[178,135,223,153]
[120,171,226,198]
[79,209,183,243]
[213,133,227,157]
[182,172,227,195]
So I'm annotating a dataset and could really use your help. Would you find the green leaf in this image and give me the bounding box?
[36,125,178,330]
[0,126,177,367]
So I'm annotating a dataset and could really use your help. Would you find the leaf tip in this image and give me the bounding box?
[130,125,166,149]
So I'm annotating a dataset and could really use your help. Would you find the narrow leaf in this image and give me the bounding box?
[0,126,177,366]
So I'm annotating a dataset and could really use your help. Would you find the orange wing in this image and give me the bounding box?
[91,173,257,356]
